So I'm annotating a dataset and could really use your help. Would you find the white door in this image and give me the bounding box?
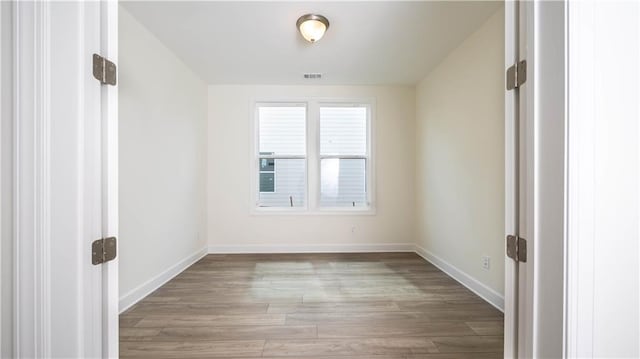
[13,1,118,357]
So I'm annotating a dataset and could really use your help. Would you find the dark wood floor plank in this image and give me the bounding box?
[142,294,303,304]
[119,328,161,342]
[406,353,503,359]
[123,302,269,315]
[395,300,500,313]
[134,313,286,327]
[120,340,265,358]
[466,320,505,336]
[430,336,503,353]
[157,325,318,341]
[317,322,476,338]
[303,293,441,303]
[119,253,504,358]
[119,316,143,328]
[426,309,503,322]
[262,337,439,356]
[285,311,433,325]
[267,301,400,314]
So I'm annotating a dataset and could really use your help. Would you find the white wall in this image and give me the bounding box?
[415,9,505,303]
[119,7,207,309]
[0,1,13,356]
[207,85,415,251]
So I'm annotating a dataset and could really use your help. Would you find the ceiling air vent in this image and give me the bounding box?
[303,73,322,79]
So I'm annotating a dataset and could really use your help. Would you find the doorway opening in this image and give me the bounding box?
[116,1,508,357]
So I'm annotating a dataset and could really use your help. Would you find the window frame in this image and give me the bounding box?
[251,102,309,213]
[316,102,374,213]
[250,98,375,215]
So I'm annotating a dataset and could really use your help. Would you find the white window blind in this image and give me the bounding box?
[257,105,306,208]
[259,106,306,156]
[320,107,367,156]
[319,106,369,207]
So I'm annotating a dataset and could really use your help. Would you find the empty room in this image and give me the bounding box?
[3,0,639,358]
[118,1,506,357]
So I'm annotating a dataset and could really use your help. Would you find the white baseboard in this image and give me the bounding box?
[118,247,208,314]
[414,245,505,312]
[208,243,415,254]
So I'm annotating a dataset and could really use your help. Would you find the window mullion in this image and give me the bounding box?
[307,101,320,211]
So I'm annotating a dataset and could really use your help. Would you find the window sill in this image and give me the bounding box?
[250,207,377,216]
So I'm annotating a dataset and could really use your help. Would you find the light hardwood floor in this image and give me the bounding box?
[120,253,504,358]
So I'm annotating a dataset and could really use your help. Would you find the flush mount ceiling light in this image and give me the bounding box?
[296,14,330,43]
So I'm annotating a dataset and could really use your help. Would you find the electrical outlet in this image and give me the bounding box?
[482,256,491,270]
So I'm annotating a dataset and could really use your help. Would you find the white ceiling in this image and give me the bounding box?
[121,1,502,85]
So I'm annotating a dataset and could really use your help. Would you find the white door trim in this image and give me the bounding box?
[13,2,118,357]
[564,3,596,355]
[13,1,52,357]
[565,1,640,357]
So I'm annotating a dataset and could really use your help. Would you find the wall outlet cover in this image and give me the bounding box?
[482,256,491,270]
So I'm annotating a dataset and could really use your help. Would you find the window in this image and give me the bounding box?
[253,100,372,213]
[256,105,306,208]
[320,106,369,208]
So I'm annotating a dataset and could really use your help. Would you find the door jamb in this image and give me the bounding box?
[504,1,567,357]
[0,1,15,357]
[504,0,520,356]
[101,0,119,356]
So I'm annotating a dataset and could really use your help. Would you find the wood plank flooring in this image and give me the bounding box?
[120,253,504,358]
